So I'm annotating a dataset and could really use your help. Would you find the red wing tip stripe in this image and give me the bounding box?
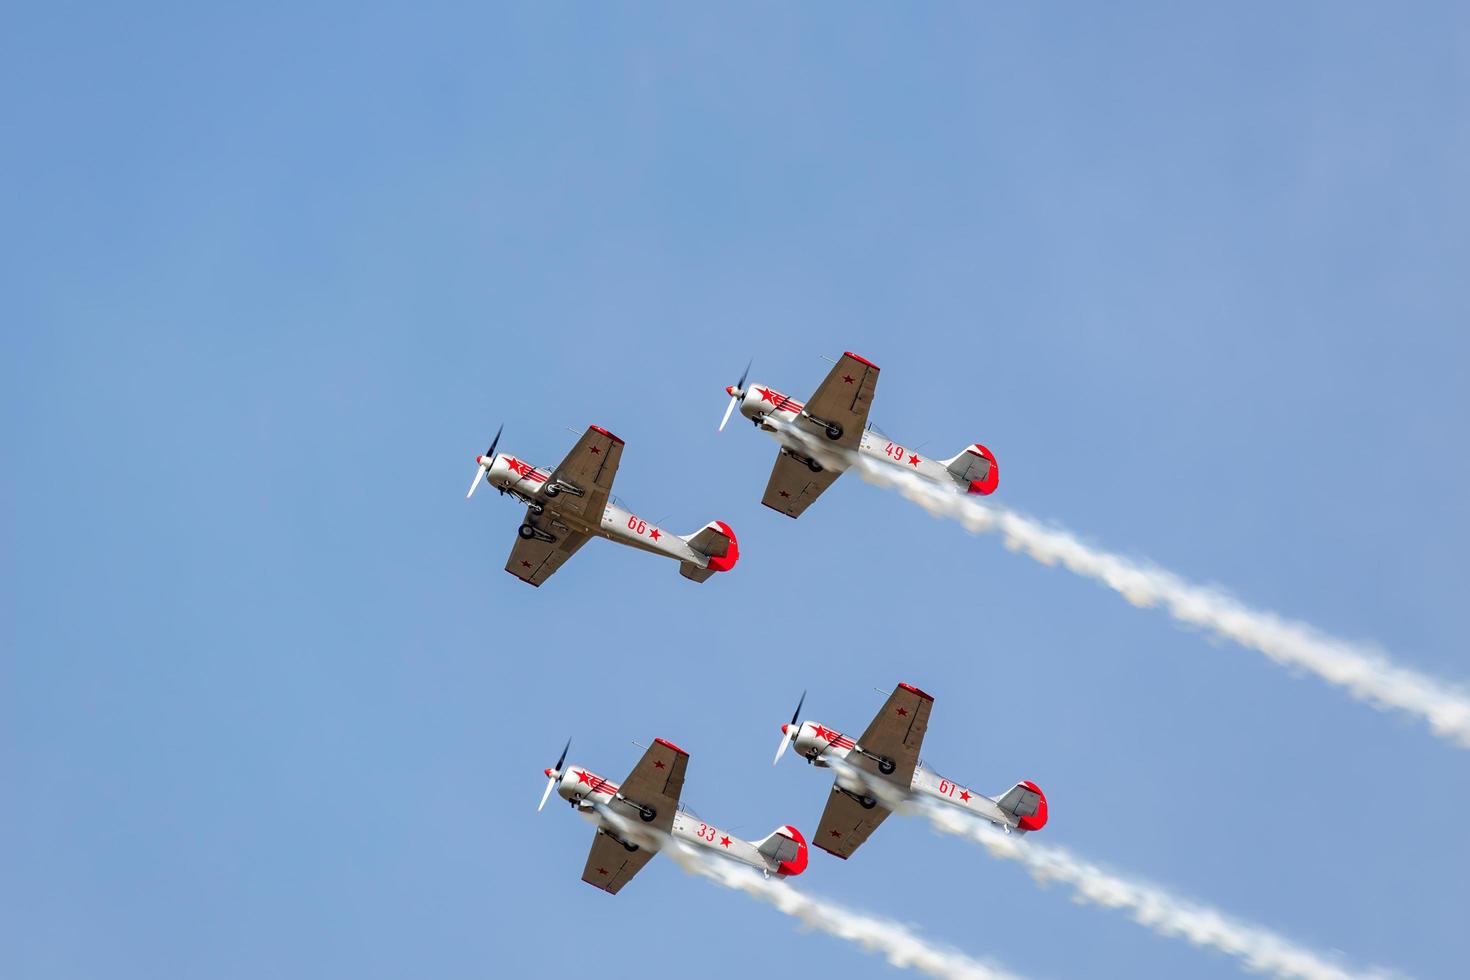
[503,569,540,587]
[653,737,689,756]
[812,841,851,859]
[897,682,934,701]
[589,425,624,445]
[842,351,879,370]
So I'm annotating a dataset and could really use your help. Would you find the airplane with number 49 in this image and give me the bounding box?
[466,424,739,587]
[772,684,1048,860]
[718,352,1000,518]
[538,737,808,894]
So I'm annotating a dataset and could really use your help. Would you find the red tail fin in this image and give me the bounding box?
[756,825,808,877]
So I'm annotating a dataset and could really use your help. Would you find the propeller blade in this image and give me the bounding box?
[718,393,740,432]
[773,730,793,766]
[773,690,805,765]
[466,464,486,499]
[736,358,752,392]
[485,423,503,459]
[538,738,570,811]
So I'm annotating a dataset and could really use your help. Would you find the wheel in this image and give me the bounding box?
[878,757,896,775]
[544,483,559,497]
[623,841,639,852]
[824,422,843,441]
[639,806,657,823]
[806,459,823,473]
[859,795,877,810]
[528,504,544,516]
[518,524,536,539]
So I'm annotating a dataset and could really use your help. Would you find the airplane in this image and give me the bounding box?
[537,737,809,895]
[717,353,1000,518]
[771,684,1047,860]
[466,424,739,586]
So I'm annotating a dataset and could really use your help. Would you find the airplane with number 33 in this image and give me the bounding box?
[718,352,1000,518]
[538,737,808,894]
[466,424,739,587]
[772,684,1048,860]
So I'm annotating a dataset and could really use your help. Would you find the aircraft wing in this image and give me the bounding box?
[802,352,879,451]
[761,451,842,518]
[854,683,933,789]
[605,738,688,836]
[581,829,657,894]
[812,786,891,860]
[504,518,590,587]
[547,425,624,523]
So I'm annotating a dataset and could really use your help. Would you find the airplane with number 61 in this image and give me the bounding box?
[718,352,1000,518]
[466,424,739,587]
[538,737,808,894]
[772,684,1048,859]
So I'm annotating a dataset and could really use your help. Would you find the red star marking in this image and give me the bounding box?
[521,560,532,568]
[653,760,665,769]
[575,770,596,785]
[907,453,921,466]
[829,830,842,838]
[896,706,908,716]
[648,528,661,541]
[756,387,784,405]
[720,835,731,848]
[812,724,831,742]
[779,490,790,498]
[842,374,855,384]
[597,867,609,876]
[589,445,600,454]
[959,790,972,802]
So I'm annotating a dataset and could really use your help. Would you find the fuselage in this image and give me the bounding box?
[730,382,997,494]
[478,451,716,566]
[545,762,801,876]
[783,719,1027,832]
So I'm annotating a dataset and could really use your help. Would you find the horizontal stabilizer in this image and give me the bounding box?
[995,780,1047,832]
[941,443,999,495]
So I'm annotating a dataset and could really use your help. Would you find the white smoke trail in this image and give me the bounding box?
[665,841,1024,980]
[779,423,1470,748]
[816,759,1389,980]
[594,807,1023,980]
[918,801,1391,980]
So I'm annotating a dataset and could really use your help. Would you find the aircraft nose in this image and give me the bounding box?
[726,385,737,396]
[780,723,790,735]
[544,767,554,778]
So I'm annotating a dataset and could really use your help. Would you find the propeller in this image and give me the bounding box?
[538,737,571,812]
[718,358,753,432]
[466,424,503,499]
[772,690,806,766]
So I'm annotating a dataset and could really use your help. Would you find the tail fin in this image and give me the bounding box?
[679,521,740,583]
[940,443,999,495]
[994,780,1047,832]
[754,825,808,877]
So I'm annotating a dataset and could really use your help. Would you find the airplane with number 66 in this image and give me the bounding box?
[718,352,1000,518]
[772,684,1048,860]
[466,424,739,587]
[538,737,808,894]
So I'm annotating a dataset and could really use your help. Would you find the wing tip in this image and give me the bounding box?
[588,424,624,445]
[503,568,541,587]
[811,840,851,860]
[843,351,879,370]
[653,737,689,756]
[897,681,934,701]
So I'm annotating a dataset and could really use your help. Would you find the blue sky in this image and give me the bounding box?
[5,4,1469,978]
